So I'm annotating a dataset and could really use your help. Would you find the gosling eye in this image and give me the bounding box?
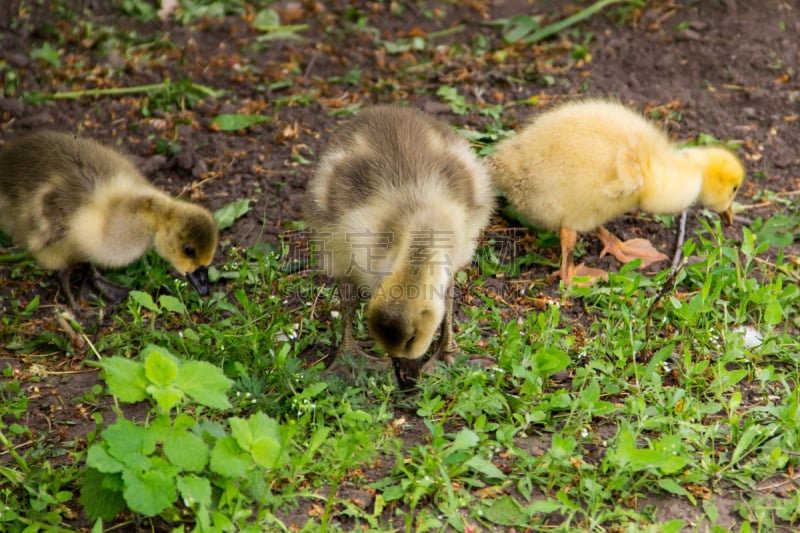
[732,185,739,193]
[183,245,196,258]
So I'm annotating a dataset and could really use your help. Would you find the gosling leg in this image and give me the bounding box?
[560,227,608,285]
[327,281,389,378]
[85,264,132,303]
[420,284,458,378]
[596,226,667,268]
[56,266,80,310]
[423,282,494,377]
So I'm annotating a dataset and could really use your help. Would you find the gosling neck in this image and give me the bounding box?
[640,148,705,214]
[391,209,458,289]
[125,190,179,232]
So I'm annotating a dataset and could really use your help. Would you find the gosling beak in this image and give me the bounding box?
[392,357,425,390]
[187,266,210,296]
[719,207,734,227]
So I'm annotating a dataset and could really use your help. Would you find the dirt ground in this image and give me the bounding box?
[0,0,798,530]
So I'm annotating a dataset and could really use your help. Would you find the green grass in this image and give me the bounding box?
[4,216,798,531]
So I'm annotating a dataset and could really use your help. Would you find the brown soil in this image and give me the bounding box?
[0,0,798,531]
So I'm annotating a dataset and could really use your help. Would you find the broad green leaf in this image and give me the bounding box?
[659,455,688,474]
[702,498,719,523]
[502,14,540,43]
[103,419,157,464]
[253,8,280,31]
[236,412,285,470]
[527,498,562,514]
[480,495,528,526]
[176,361,233,409]
[209,435,251,478]
[158,295,186,314]
[122,468,177,516]
[228,416,253,452]
[251,436,283,470]
[213,199,252,230]
[755,214,797,248]
[211,114,268,132]
[163,428,209,473]
[532,347,571,378]
[96,357,148,403]
[143,345,179,386]
[177,474,212,508]
[80,468,125,521]
[450,428,479,452]
[764,300,784,326]
[86,445,124,474]
[629,447,662,471]
[129,290,158,312]
[657,478,689,498]
[730,425,767,465]
[146,384,184,412]
[550,433,576,460]
[382,484,405,502]
[464,455,506,479]
[298,381,328,400]
[657,519,687,533]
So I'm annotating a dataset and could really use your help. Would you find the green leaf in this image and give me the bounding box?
[146,384,184,412]
[176,361,233,409]
[764,300,784,326]
[80,468,126,521]
[230,412,286,470]
[464,455,506,479]
[730,425,766,465]
[158,295,187,314]
[122,468,177,516]
[143,345,179,386]
[659,455,688,474]
[656,519,687,533]
[436,85,468,115]
[30,42,61,67]
[209,435,251,478]
[129,290,159,312]
[528,498,562,514]
[177,474,212,509]
[550,433,576,460]
[103,419,157,465]
[754,214,798,248]
[253,8,280,31]
[86,445,125,474]
[96,357,148,403]
[450,428,479,452]
[657,478,689,498]
[163,429,209,473]
[532,347,571,378]
[702,498,719,523]
[213,199,252,230]
[502,14,541,43]
[383,484,405,502]
[480,495,529,526]
[211,114,269,131]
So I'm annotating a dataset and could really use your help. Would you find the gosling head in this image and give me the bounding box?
[696,147,745,226]
[154,202,219,296]
[365,279,447,389]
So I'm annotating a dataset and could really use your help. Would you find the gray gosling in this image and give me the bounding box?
[305,105,495,388]
[0,130,219,307]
